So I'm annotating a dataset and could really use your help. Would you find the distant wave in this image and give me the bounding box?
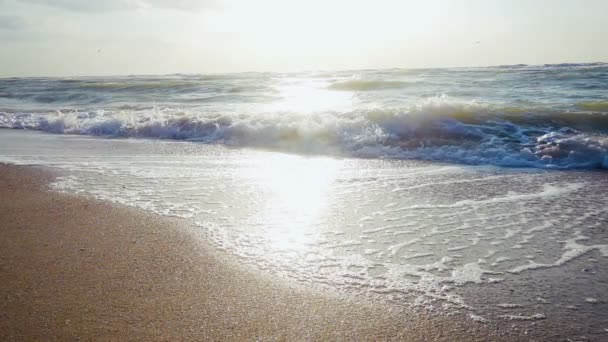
[327,80,410,91]
[2,97,608,170]
[493,62,608,70]
[577,101,608,112]
[542,62,607,68]
[78,80,200,91]
[496,64,529,69]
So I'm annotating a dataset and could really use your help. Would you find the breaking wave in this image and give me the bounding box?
[2,97,608,169]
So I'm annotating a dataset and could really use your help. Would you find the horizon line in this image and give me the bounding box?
[0,61,606,80]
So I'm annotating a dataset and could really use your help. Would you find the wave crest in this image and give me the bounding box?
[2,98,608,169]
[577,101,608,112]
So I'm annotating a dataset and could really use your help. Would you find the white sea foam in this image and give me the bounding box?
[2,94,608,169]
[469,314,490,323]
[499,314,546,321]
[497,303,524,309]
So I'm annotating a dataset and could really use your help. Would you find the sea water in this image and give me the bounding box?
[2,64,608,169]
[1,64,608,338]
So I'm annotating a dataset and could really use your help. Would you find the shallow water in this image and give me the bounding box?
[1,129,607,340]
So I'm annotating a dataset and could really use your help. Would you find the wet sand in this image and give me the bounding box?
[0,164,507,341]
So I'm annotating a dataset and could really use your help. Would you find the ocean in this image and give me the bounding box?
[1,63,608,339]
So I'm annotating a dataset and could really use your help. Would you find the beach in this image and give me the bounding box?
[1,127,608,340]
[1,63,607,341]
[1,0,607,339]
[0,164,506,341]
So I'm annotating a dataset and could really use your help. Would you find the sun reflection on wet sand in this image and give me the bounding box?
[242,153,342,254]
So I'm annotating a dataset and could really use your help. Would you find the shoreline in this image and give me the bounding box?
[0,163,508,341]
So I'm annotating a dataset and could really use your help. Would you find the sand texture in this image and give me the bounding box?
[0,164,506,341]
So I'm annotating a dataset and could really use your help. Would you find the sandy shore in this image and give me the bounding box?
[0,164,508,341]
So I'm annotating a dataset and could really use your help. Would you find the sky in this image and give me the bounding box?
[0,0,607,77]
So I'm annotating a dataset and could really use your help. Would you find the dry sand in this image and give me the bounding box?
[0,164,509,341]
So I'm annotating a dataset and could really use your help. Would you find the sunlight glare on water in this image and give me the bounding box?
[267,79,354,113]
[241,153,342,254]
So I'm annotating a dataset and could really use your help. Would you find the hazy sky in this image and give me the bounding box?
[1,0,607,76]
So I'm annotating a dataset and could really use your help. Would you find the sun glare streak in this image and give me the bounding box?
[242,153,341,253]
[267,79,353,113]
